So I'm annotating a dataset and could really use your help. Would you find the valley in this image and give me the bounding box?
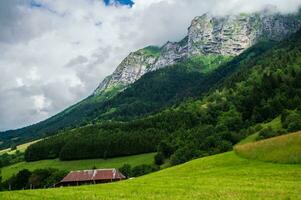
[1,4,301,199]
[1,10,301,150]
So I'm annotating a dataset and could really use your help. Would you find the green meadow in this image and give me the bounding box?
[1,118,301,199]
[1,151,301,200]
[1,153,155,181]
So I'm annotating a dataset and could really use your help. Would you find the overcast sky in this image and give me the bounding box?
[0,0,301,131]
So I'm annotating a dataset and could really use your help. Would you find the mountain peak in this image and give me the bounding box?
[94,11,301,94]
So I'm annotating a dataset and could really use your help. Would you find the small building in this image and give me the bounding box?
[56,168,126,187]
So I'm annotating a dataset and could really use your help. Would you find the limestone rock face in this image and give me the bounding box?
[93,42,188,94]
[94,11,301,94]
[152,40,188,70]
[187,13,301,56]
[94,49,158,94]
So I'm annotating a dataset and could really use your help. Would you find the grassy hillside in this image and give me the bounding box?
[1,152,301,200]
[234,131,301,164]
[1,153,155,181]
[0,140,41,155]
[238,116,282,145]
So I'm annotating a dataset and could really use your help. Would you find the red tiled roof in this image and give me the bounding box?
[60,169,126,183]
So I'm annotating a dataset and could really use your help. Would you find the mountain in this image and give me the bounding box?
[1,10,301,149]
[94,11,301,94]
[24,28,301,162]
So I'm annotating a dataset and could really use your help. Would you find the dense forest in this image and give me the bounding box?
[24,30,301,164]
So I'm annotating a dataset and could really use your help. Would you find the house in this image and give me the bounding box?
[56,168,126,187]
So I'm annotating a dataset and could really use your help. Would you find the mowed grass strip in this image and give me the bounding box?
[0,140,41,155]
[234,131,301,164]
[1,153,155,181]
[1,152,301,200]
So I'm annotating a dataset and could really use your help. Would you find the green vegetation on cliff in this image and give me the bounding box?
[140,46,161,58]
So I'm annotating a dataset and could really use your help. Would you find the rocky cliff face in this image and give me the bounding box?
[94,10,301,94]
[187,12,301,56]
[94,48,158,94]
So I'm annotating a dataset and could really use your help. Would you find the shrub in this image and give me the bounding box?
[282,110,301,132]
[119,164,132,178]
[257,127,277,140]
[131,164,159,177]
[287,120,301,132]
[154,152,164,165]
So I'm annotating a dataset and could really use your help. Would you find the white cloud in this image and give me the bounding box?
[0,0,300,131]
[16,78,25,87]
[32,94,51,113]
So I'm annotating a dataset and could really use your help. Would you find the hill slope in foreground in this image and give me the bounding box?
[1,151,301,200]
[235,131,301,164]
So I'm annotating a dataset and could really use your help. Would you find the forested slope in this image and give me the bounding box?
[22,38,280,162]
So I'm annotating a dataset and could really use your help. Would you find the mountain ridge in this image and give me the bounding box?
[94,10,301,94]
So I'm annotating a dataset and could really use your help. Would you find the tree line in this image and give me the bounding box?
[0,168,67,191]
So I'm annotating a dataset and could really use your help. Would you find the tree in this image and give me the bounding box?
[282,110,301,132]
[170,144,200,165]
[9,169,31,190]
[119,164,132,178]
[44,170,68,188]
[28,169,53,189]
[217,107,243,132]
[157,141,173,158]
[10,144,17,151]
[154,152,164,165]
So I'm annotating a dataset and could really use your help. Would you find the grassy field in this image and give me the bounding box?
[235,131,301,164]
[1,153,155,181]
[1,151,301,200]
[0,140,41,155]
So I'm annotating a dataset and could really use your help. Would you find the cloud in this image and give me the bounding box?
[0,0,300,131]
